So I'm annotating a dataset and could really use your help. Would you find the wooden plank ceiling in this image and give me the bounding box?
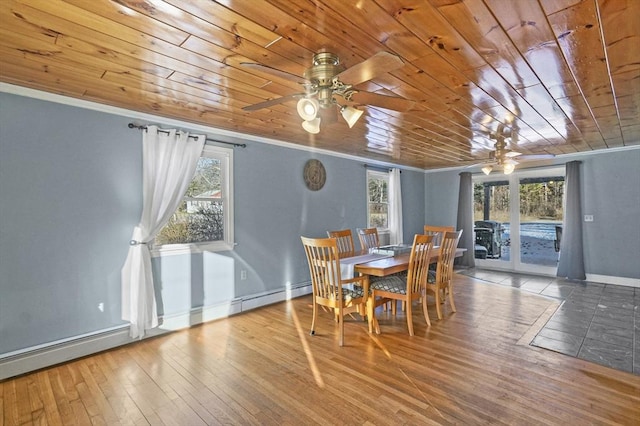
[1,0,638,170]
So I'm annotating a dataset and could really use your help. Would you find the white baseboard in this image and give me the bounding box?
[464,265,639,288]
[586,274,639,288]
[0,283,312,381]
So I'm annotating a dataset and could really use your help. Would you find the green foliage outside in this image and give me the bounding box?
[474,179,564,223]
[155,157,224,245]
[368,175,388,228]
[155,203,224,245]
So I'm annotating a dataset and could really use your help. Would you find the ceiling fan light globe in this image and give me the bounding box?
[503,163,516,175]
[340,106,364,128]
[302,117,321,134]
[297,98,320,121]
[481,165,493,175]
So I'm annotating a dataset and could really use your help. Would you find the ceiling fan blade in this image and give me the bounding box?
[506,151,522,158]
[517,153,556,161]
[465,161,493,169]
[335,51,405,86]
[240,62,309,84]
[242,93,306,111]
[350,91,415,112]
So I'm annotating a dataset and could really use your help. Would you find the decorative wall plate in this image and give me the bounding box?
[303,159,326,191]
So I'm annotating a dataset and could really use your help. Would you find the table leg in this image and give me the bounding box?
[366,296,380,334]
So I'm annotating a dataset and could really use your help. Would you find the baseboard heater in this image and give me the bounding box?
[0,282,312,381]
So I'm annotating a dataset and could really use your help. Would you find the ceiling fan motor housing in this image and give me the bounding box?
[304,52,341,84]
[303,52,345,108]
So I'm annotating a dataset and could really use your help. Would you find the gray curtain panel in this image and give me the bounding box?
[557,161,586,280]
[455,172,475,268]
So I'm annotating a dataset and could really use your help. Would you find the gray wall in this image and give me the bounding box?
[0,92,425,355]
[580,150,640,278]
[425,150,640,279]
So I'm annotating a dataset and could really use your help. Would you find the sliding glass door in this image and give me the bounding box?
[473,167,564,275]
[473,179,511,268]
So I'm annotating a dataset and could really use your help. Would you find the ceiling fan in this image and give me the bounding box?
[241,51,415,133]
[475,123,555,175]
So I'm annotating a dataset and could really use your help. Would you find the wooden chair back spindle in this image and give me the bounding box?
[327,229,356,258]
[423,225,455,247]
[357,227,380,251]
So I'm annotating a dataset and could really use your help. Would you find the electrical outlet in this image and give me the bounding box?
[240,270,247,280]
[584,215,594,222]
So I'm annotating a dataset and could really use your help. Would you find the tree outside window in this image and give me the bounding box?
[367,170,388,229]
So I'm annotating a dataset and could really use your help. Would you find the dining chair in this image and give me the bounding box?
[426,230,463,320]
[357,227,380,251]
[369,234,435,335]
[326,229,356,258]
[423,225,455,277]
[300,236,368,346]
[423,225,455,246]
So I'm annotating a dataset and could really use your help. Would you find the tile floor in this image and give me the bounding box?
[458,268,640,375]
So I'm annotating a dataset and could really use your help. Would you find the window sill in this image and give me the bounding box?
[150,241,235,257]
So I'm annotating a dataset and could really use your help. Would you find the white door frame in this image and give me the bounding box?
[473,166,565,276]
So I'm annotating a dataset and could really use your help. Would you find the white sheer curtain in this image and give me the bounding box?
[121,126,206,338]
[557,161,586,280]
[388,168,403,245]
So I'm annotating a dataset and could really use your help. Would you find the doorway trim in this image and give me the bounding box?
[473,165,565,276]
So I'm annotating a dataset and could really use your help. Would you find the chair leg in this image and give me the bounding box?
[448,283,457,313]
[435,287,443,320]
[310,303,318,335]
[338,309,344,346]
[421,293,431,327]
[367,295,380,334]
[406,298,414,336]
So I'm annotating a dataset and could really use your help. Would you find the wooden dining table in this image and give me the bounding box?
[354,247,466,276]
[344,247,466,334]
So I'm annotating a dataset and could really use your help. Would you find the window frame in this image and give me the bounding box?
[151,144,234,256]
[366,169,390,231]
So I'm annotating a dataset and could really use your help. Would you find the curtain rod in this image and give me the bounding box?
[364,164,401,173]
[128,123,246,148]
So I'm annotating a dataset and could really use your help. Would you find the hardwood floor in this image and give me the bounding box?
[2,274,639,425]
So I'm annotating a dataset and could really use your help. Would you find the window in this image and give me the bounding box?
[153,145,234,254]
[367,170,388,229]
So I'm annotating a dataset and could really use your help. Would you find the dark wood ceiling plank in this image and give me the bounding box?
[181,36,305,92]
[60,0,190,45]
[313,0,434,62]
[214,0,371,64]
[543,0,622,148]
[598,0,640,76]
[9,1,272,87]
[376,0,488,71]
[431,0,540,89]
[0,52,95,98]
